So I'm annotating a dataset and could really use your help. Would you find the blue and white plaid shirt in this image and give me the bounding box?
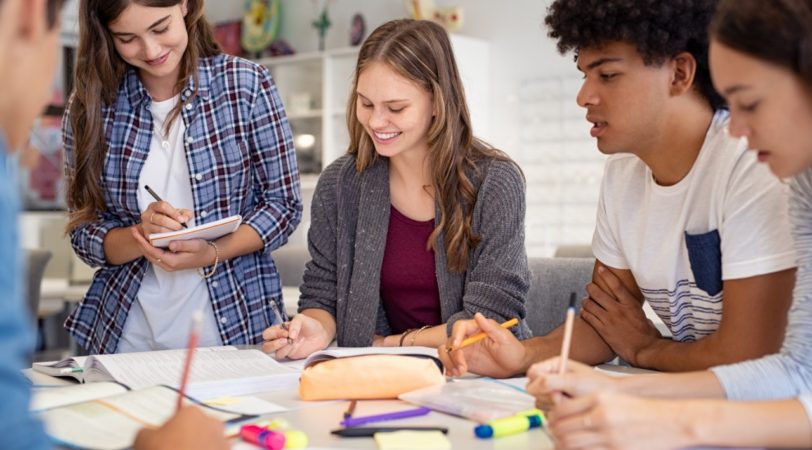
[63,54,302,354]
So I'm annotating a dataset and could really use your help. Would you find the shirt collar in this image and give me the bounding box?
[123,56,214,108]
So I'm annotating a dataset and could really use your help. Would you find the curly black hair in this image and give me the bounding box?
[545,0,726,111]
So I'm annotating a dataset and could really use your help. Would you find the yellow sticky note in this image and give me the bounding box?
[204,396,241,407]
[374,431,451,450]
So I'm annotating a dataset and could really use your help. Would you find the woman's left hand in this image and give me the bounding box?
[131,227,216,272]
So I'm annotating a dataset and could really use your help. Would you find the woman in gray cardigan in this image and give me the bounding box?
[262,19,531,359]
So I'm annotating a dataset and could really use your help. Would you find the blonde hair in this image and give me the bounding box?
[347,19,518,273]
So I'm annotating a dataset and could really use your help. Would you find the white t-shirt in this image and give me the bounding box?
[117,95,223,353]
[592,110,796,342]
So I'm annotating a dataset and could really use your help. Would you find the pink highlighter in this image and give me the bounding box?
[240,425,285,450]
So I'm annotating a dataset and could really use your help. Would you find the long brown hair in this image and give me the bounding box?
[711,0,812,86]
[66,0,220,231]
[347,19,518,273]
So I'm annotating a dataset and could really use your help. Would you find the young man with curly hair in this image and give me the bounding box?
[440,0,797,375]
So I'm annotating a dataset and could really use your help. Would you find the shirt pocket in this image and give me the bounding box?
[684,229,723,296]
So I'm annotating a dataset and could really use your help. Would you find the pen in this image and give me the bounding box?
[340,406,431,428]
[144,184,188,229]
[177,310,202,411]
[447,318,519,352]
[558,293,577,375]
[344,400,357,419]
[331,426,449,437]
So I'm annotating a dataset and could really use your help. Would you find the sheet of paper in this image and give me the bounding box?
[31,382,127,412]
[303,346,440,367]
[40,385,240,450]
[204,395,287,415]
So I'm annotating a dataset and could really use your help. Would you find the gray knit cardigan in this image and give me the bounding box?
[297,154,531,346]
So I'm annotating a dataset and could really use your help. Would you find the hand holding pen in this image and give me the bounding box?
[439,313,526,378]
[140,185,193,236]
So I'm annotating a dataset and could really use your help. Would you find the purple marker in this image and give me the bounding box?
[340,406,432,427]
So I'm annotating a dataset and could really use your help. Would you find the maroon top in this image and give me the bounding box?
[380,206,442,334]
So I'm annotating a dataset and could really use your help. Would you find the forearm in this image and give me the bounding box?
[686,398,812,448]
[213,225,264,261]
[103,226,144,265]
[523,318,616,372]
[636,331,774,371]
[616,370,725,399]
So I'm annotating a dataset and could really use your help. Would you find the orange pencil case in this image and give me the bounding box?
[299,353,445,401]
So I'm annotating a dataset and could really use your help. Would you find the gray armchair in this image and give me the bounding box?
[525,257,595,336]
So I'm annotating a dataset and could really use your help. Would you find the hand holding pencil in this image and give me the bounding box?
[438,313,527,379]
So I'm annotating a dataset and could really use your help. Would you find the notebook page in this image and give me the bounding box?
[40,385,240,450]
[31,382,127,412]
[85,347,300,395]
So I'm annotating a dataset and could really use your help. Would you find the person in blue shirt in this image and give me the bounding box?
[0,0,227,448]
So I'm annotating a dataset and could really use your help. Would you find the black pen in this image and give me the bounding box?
[144,185,188,228]
[331,426,448,437]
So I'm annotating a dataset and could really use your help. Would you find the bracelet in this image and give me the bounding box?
[198,241,220,279]
[409,325,431,347]
[399,329,416,347]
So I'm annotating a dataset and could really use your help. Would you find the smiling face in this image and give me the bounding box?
[710,39,812,178]
[107,1,189,96]
[575,41,673,156]
[355,61,434,161]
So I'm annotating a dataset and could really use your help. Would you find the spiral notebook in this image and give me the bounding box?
[148,214,242,248]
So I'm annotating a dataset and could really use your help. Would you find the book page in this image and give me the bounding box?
[148,215,241,248]
[31,356,89,382]
[85,347,300,400]
[31,382,127,412]
[39,385,241,450]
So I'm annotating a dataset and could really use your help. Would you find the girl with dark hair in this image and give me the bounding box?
[526,1,812,448]
[63,0,302,354]
[262,19,530,358]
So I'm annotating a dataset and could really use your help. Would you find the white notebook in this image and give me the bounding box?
[32,346,300,401]
[35,384,246,450]
[148,214,242,248]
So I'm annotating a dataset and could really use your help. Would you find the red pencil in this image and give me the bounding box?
[177,310,203,411]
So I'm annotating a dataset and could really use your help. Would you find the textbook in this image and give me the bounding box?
[34,383,249,450]
[148,214,242,248]
[32,346,300,401]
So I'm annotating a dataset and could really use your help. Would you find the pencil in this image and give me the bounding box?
[144,184,188,229]
[558,293,577,375]
[177,310,203,411]
[344,400,357,419]
[447,318,519,352]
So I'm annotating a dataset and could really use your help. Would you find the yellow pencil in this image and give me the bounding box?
[448,318,519,352]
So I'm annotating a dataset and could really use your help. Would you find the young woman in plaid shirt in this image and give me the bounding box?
[63,0,302,354]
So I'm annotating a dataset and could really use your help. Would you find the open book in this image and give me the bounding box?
[32,346,300,400]
[303,346,443,370]
[148,214,242,248]
[34,383,248,450]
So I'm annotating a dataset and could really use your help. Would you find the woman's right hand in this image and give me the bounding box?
[262,314,331,359]
[526,357,621,411]
[139,201,193,237]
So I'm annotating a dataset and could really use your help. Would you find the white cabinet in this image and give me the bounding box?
[257,33,490,175]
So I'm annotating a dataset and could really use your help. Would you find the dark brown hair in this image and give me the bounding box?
[711,0,812,85]
[347,19,518,273]
[66,0,220,231]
